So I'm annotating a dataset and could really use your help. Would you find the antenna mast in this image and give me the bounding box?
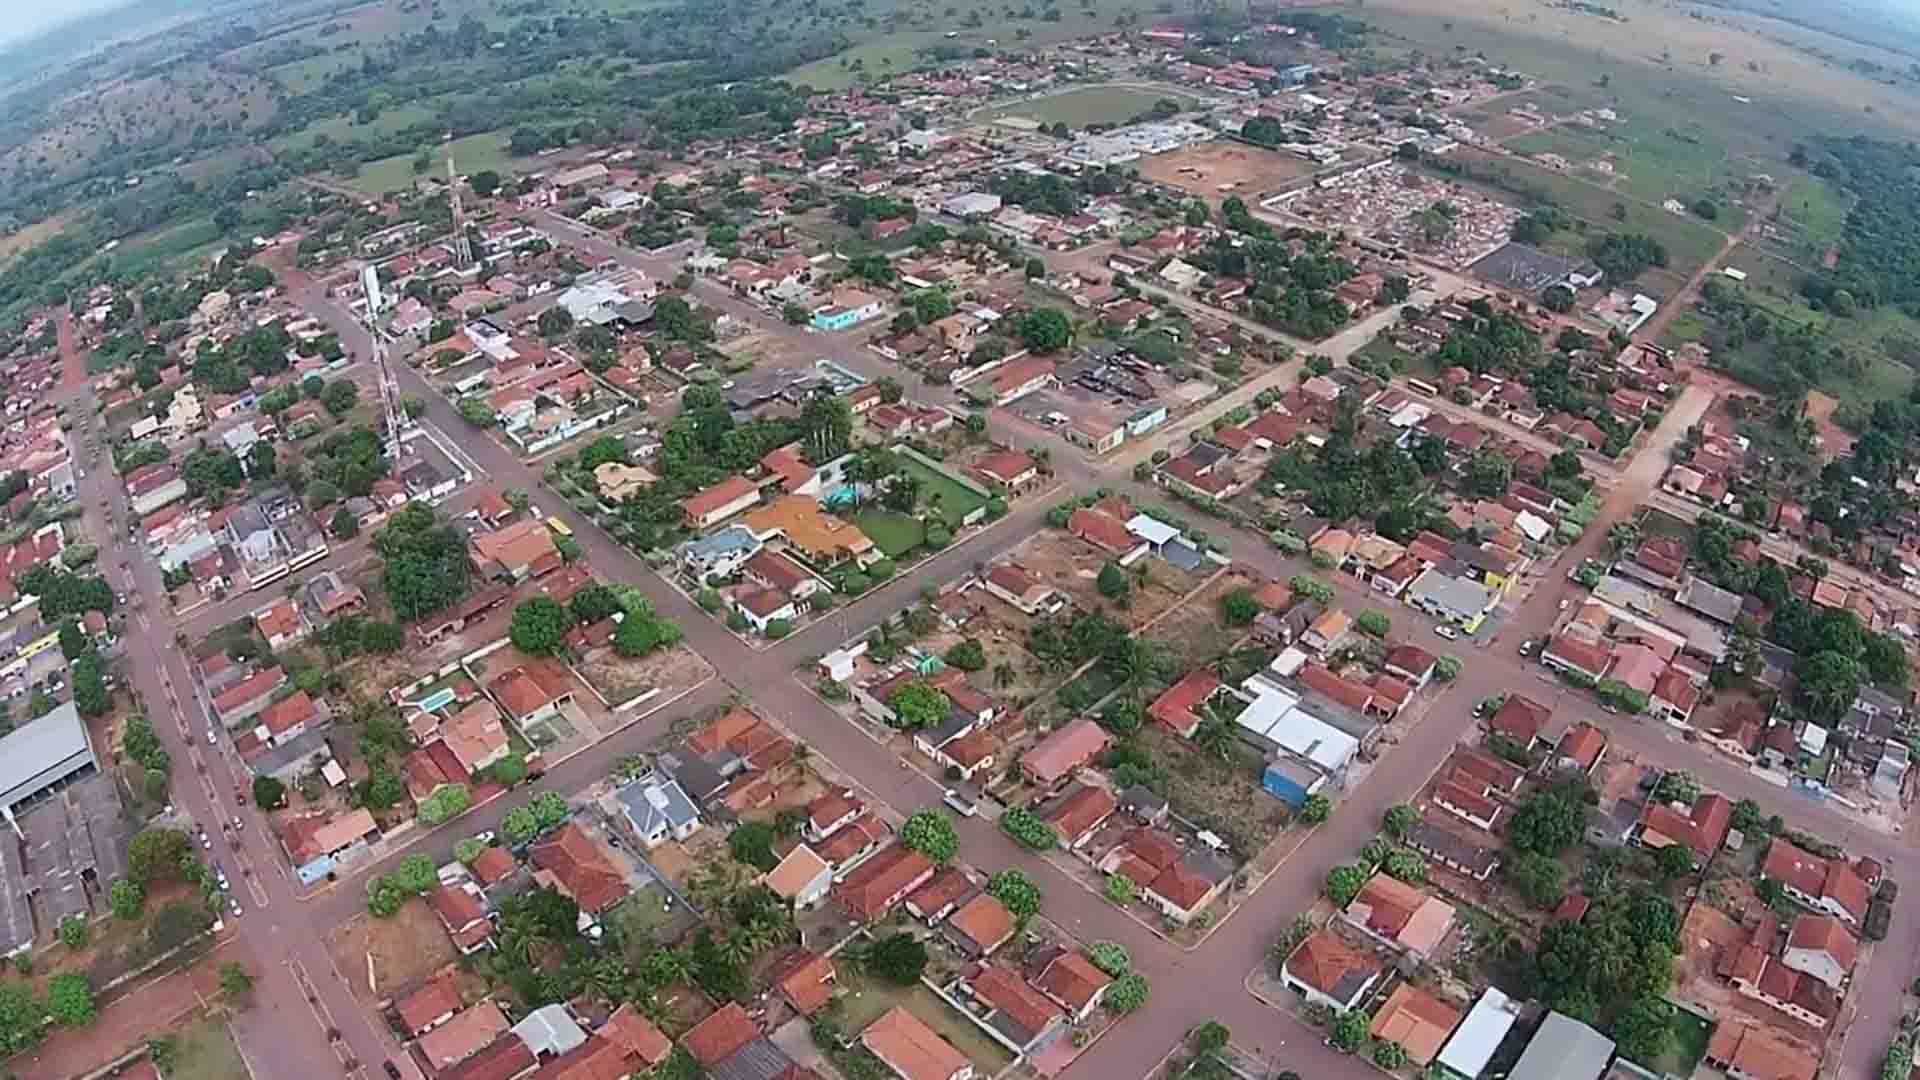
[359,270,408,463]
[448,155,473,269]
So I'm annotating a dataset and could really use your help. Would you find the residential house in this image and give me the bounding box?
[1489,695,1551,745]
[981,564,1063,616]
[397,975,463,1036]
[1703,1023,1817,1080]
[1281,929,1383,1011]
[419,1003,511,1072]
[1553,723,1608,775]
[904,867,974,924]
[1030,948,1112,1021]
[616,772,702,849]
[1369,984,1465,1067]
[972,451,1039,491]
[1037,784,1117,851]
[944,893,1016,958]
[963,966,1064,1051]
[770,950,837,1017]
[764,844,834,910]
[1761,838,1870,928]
[862,1007,974,1080]
[685,1004,760,1069]
[490,661,576,729]
[1021,718,1111,787]
[1781,915,1857,989]
[1148,669,1222,739]
[683,476,764,529]
[833,845,935,922]
[1507,1012,1614,1080]
[1651,669,1701,727]
[428,882,494,954]
[470,519,560,583]
[1301,608,1354,656]
[1639,793,1734,864]
[530,823,630,915]
[1342,874,1457,960]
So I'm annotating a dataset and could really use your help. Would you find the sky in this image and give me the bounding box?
[0,0,141,47]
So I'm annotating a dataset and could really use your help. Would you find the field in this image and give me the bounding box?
[1339,0,1920,145]
[833,970,1014,1073]
[1136,141,1316,207]
[1502,110,1756,227]
[976,85,1199,129]
[169,1018,253,1080]
[351,131,515,196]
[270,103,438,153]
[1433,148,1729,285]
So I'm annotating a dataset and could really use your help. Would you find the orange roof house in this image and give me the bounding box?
[529,823,630,914]
[1368,983,1464,1065]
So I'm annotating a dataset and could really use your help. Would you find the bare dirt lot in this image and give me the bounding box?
[1138,142,1315,207]
[1141,723,1290,856]
[1011,530,1202,629]
[1803,389,1857,459]
[1141,568,1242,669]
[574,643,714,708]
[326,898,461,1004]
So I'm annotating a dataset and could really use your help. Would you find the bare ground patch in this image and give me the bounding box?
[1138,141,1316,207]
[325,897,461,1004]
[574,643,714,707]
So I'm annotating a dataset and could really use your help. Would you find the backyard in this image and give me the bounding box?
[855,509,925,558]
[896,454,989,528]
[833,969,1014,1074]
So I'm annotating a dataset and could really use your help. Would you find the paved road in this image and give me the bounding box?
[59,312,408,1080]
[263,221,1911,1080]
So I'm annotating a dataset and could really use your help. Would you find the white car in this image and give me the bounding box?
[474,830,496,845]
[1433,624,1460,641]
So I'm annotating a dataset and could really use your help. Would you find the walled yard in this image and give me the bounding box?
[573,641,714,709]
[1139,568,1243,671]
[1140,723,1289,860]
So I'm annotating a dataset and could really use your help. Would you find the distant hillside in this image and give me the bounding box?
[1692,0,1920,63]
[0,0,237,89]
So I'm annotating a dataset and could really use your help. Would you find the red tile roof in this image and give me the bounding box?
[1489,695,1551,743]
[1022,718,1110,785]
[1149,669,1220,735]
[1642,793,1734,858]
[1040,785,1118,845]
[970,965,1063,1034]
[947,893,1016,953]
[685,1003,759,1066]
[1286,929,1379,997]
[529,823,629,913]
[396,975,462,1035]
[833,845,934,921]
[1035,950,1111,1013]
[1787,914,1858,972]
[1068,508,1136,554]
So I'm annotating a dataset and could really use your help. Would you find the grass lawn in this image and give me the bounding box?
[835,972,1014,1073]
[855,509,925,557]
[170,1018,251,1080]
[894,455,988,527]
[352,131,514,195]
[1779,175,1852,261]
[1645,1010,1713,1076]
[977,85,1199,128]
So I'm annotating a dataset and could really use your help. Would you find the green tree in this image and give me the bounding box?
[865,933,929,984]
[886,682,949,730]
[728,821,779,871]
[1105,973,1150,1014]
[1382,805,1417,839]
[1219,587,1258,626]
[252,775,287,809]
[1325,864,1367,906]
[1017,307,1073,352]
[1504,851,1568,907]
[899,810,960,864]
[1356,610,1391,637]
[999,807,1058,850]
[108,878,144,920]
[1299,794,1332,824]
[1105,873,1137,905]
[46,974,93,1026]
[1509,782,1589,856]
[418,785,471,825]
[944,639,987,671]
[1331,1008,1369,1052]
[219,962,255,1003]
[1613,998,1674,1064]
[1087,942,1130,977]
[127,829,191,885]
[330,507,360,539]
[987,868,1043,917]
[59,915,87,950]
[1096,561,1131,601]
[0,981,40,1053]
[510,597,573,655]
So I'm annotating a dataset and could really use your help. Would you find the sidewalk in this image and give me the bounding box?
[18,935,244,1078]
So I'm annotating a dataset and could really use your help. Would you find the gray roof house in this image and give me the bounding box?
[512,1003,588,1058]
[710,1038,797,1080]
[617,772,702,849]
[1510,1012,1615,1080]
[1405,568,1496,628]
[1674,576,1742,627]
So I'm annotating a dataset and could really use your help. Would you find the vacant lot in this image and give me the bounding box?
[574,642,714,709]
[1137,141,1316,206]
[170,1018,252,1080]
[1143,569,1241,671]
[1011,530,1196,628]
[326,898,460,1003]
[979,85,1199,129]
[1142,722,1288,856]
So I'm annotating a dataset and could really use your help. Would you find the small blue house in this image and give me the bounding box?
[1262,756,1327,808]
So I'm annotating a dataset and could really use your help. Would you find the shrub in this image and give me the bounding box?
[999,807,1058,851]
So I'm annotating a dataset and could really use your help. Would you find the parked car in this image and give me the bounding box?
[1433,625,1459,641]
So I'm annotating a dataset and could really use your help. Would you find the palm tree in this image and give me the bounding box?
[993,662,1016,690]
[1606,521,1640,556]
[1193,713,1236,762]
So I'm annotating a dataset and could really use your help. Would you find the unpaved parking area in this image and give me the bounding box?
[1139,141,1315,205]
